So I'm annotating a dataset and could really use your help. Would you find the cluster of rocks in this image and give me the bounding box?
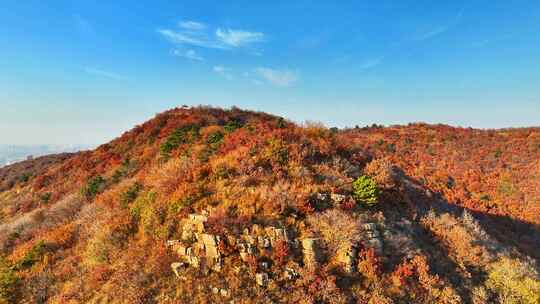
[168,213,223,275]
[168,212,385,289]
[283,267,299,280]
[330,193,348,205]
[255,272,269,287]
[314,192,355,209]
[337,242,359,273]
[361,223,383,255]
[301,238,320,270]
[237,224,291,263]
[302,223,382,274]
[168,213,298,288]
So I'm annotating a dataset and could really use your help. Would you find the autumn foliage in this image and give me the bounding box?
[0,106,538,303]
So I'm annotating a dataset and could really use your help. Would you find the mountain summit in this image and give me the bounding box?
[0,106,539,303]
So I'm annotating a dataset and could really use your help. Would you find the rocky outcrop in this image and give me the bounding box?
[168,214,223,274]
[169,213,295,287]
[301,238,321,270]
[337,242,359,273]
[256,272,269,287]
[314,192,355,209]
[362,223,383,255]
[169,213,385,287]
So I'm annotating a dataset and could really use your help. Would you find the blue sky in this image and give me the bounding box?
[1,1,539,145]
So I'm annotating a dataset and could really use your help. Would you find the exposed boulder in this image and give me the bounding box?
[302,238,321,270]
[256,272,269,287]
[337,242,359,273]
[171,262,186,278]
[362,223,383,255]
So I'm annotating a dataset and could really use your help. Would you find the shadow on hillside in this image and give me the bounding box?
[383,169,540,302]
[395,168,540,262]
[467,210,540,261]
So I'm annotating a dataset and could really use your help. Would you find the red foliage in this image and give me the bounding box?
[2,106,538,302]
[391,255,442,296]
[245,254,258,272]
[89,265,112,284]
[343,124,540,258]
[273,240,290,265]
[391,260,415,287]
[340,196,357,211]
[206,209,251,236]
[297,194,316,215]
[358,248,382,280]
[308,276,324,295]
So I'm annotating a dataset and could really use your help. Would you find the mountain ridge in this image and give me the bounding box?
[0,106,538,303]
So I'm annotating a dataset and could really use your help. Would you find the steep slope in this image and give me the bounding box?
[0,107,538,304]
[342,125,540,258]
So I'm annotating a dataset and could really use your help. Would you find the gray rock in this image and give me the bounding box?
[284,268,299,280]
[330,193,347,203]
[256,272,269,287]
[363,223,377,231]
[171,262,186,278]
[302,238,321,269]
[366,230,380,239]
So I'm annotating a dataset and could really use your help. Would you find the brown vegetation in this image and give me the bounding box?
[0,106,538,303]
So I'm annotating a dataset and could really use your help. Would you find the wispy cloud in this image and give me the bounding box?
[255,67,298,87]
[213,65,233,79]
[414,8,465,41]
[470,39,491,48]
[213,65,226,73]
[172,49,204,61]
[157,29,226,49]
[178,20,206,30]
[415,25,451,41]
[84,67,129,81]
[157,21,265,51]
[215,28,264,47]
[359,57,383,70]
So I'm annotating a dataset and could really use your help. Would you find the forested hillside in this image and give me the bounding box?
[0,107,538,304]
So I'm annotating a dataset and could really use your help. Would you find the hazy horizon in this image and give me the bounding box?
[0,144,91,167]
[1,105,540,147]
[2,1,539,145]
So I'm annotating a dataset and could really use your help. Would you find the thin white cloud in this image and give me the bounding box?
[415,25,451,41]
[215,28,264,47]
[172,49,204,61]
[213,65,226,73]
[213,65,233,79]
[157,22,265,51]
[178,20,206,30]
[157,29,226,49]
[84,67,129,81]
[255,67,298,87]
[414,8,465,41]
[470,39,491,48]
[359,57,383,70]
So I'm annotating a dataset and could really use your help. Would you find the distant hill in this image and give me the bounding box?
[0,144,90,167]
[0,153,75,192]
[0,106,538,303]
